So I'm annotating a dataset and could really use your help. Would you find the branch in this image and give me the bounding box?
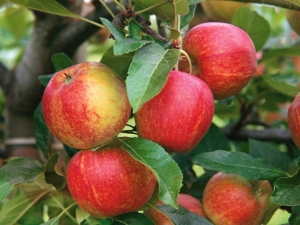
[0,61,9,88]
[207,0,300,11]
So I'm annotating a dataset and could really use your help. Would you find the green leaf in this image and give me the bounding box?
[122,138,183,209]
[5,0,101,28]
[51,53,73,72]
[100,47,134,80]
[84,216,113,225]
[44,153,66,190]
[114,38,152,56]
[34,102,50,158]
[271,159,300,206]
[232,7,271,51]
[100,17,125,41]
[289,206,300,225]
[261,75,300,98]
[41,217,59,225]
[191,150,288,180]
[249,139,291,170]
[114,212,155,225]
[0,158,44,200]
[260,47,300,63]
[289,0,300,7]
[38,74,54,87]
[127,43,180,113]
[156,205,213,225]
[0,179,12,201]
[128,22,143,40]
[180,4,196,29]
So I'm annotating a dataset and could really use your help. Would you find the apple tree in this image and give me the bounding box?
[0,0,300,224]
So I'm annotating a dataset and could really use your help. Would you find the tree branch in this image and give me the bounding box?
[0,61,9,88]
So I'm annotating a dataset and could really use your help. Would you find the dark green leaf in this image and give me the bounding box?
[41,217,59,225]
[0,158,44,200]
[100,47,134,80]
[34,102,50,158]
[260,47,300,63]
[160,20,180,39]
[127,43,180,113]
[128,22,143,40]
[191,150,288,180]
[85,217,113,225]
[262,75,300,98]
[289,206,300,225]
[271,159,300,206]
[249,139,291,170]
[44,153,66,190]
[157,205,212,225]
[115,212,154,225]
[180,4,196,28]
[114,38,152,56]
[100,17,125,41]
[232,7,271,50]
[38,74,54,87]
[122,138,183,209]
[51,53,73,72]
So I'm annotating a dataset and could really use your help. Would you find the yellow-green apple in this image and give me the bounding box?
[201,0,250,23]
[145,193,206,224]
[288,93,300,149]
[66,140,157,218]
[134,70,214,154]
[286,9,300,36]
[179,22,257,100]
[42,62,131,149]
[202,172,272,225]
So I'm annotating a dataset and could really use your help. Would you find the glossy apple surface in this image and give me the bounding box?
[66,141,157,218]
[288,93,300,149]
[180,22,257,100]
[42,62,131,149]
[201,0,250,23]
[203,172,272,225]
[145,193,206,225]
[134,70,214,153]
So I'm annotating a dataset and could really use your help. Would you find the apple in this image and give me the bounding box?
[42,62,131,149]
[134,70,214,154]
[288,93,300,149]
[179,22,257,100]
[66,140,157,218]
[145,193,206,224]
[201,0,250,23]
[202,172,272,225]
[286,9,300,36]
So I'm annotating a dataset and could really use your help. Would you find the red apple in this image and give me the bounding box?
[42,62,131,149]
[179,22,257,100]
[201,0,250,23]
[145,193,206,224]
[286,9,300,36]
[66,140,157,218]
[202,172,272,225]
[288,93,300,149]
[134,70,214,153]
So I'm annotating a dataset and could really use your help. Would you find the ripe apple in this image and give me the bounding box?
[202,172,272,225]
[288,93,300,149]
[179,22,257,100]
[134,70,214,153]
[145,193,206,224]
[66,140,157,218]
[286,9,300,36]
[42,62,131,149]
[201,0,250,23]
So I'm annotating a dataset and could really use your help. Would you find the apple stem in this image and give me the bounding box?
[180,49,192,74]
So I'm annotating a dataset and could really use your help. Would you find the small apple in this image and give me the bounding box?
[134,70,214,153]
[286,9,300,36]
[145,193,206,224]
[42,62,131,149]
[66,140,157,218]
[201,0,250,23]
[179,22,257,100]
[202,172,272,225]
[288,93,300,149]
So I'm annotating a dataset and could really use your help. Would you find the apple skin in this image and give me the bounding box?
[202,172,272,225]
[179,22,257,100]
[201,0,250,23]
[42,62,131,149]
[66,140,157,218]
[288,93,300,149]
[134,70,214,154]
[145,193,206,225]
[286,9,300,36]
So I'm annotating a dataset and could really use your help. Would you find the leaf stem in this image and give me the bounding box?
[48,202,77,224]
[180,49,192,74]
[98,0,116,18]
[112,0,127,12]
[134,0,169,15]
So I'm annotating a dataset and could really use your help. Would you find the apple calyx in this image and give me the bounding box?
[62,72,72,84]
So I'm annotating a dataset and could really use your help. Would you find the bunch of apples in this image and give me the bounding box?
[41,20,259,221]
